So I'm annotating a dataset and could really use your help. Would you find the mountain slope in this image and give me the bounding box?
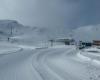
[73,24,100,41]
[0,20,69,45]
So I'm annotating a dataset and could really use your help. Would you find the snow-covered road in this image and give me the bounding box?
[0,45,100,80]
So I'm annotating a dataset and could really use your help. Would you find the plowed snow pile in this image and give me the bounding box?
[0,42,21,54]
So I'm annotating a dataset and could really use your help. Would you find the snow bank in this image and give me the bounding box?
[0,42,22,55]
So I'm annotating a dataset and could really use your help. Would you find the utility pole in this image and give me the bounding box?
[49,39,54,47]
[11,25,13,37]
[8,23,13,42]
[69,29,74,39]
[10,22,13,37]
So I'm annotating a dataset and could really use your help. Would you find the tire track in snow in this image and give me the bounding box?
[32,46,80,80]
[32,48,67,80]
[0,48,44,80]
[45,47,82,80]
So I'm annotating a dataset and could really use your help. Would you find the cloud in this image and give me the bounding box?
[0,0,100,30]
[0,0,79,27]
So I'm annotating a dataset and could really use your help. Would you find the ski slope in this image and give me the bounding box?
[0,44,100,80]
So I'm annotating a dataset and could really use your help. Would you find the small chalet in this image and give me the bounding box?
[79,41,92,49]
[93,40,100,46]
[55,38,75,45]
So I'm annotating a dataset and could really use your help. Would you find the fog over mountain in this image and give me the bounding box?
[0,0,100,41]
[73,24,100,41]
[0,20,100,43]
[0,20,69,43]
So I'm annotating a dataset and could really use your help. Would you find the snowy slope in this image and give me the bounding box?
[0,20,47,44]
[1,20,100,43]
[0,20,72,45]
[73,24,100,41]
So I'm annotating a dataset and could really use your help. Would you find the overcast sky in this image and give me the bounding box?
[0,0,100,29]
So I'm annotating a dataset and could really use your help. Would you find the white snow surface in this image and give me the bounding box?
[0,20,100,80]
[0,44,100,80]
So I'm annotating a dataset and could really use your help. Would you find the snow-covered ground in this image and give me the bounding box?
[0,20,100,80]
[0,42,22,55]
[0,43,100,80]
